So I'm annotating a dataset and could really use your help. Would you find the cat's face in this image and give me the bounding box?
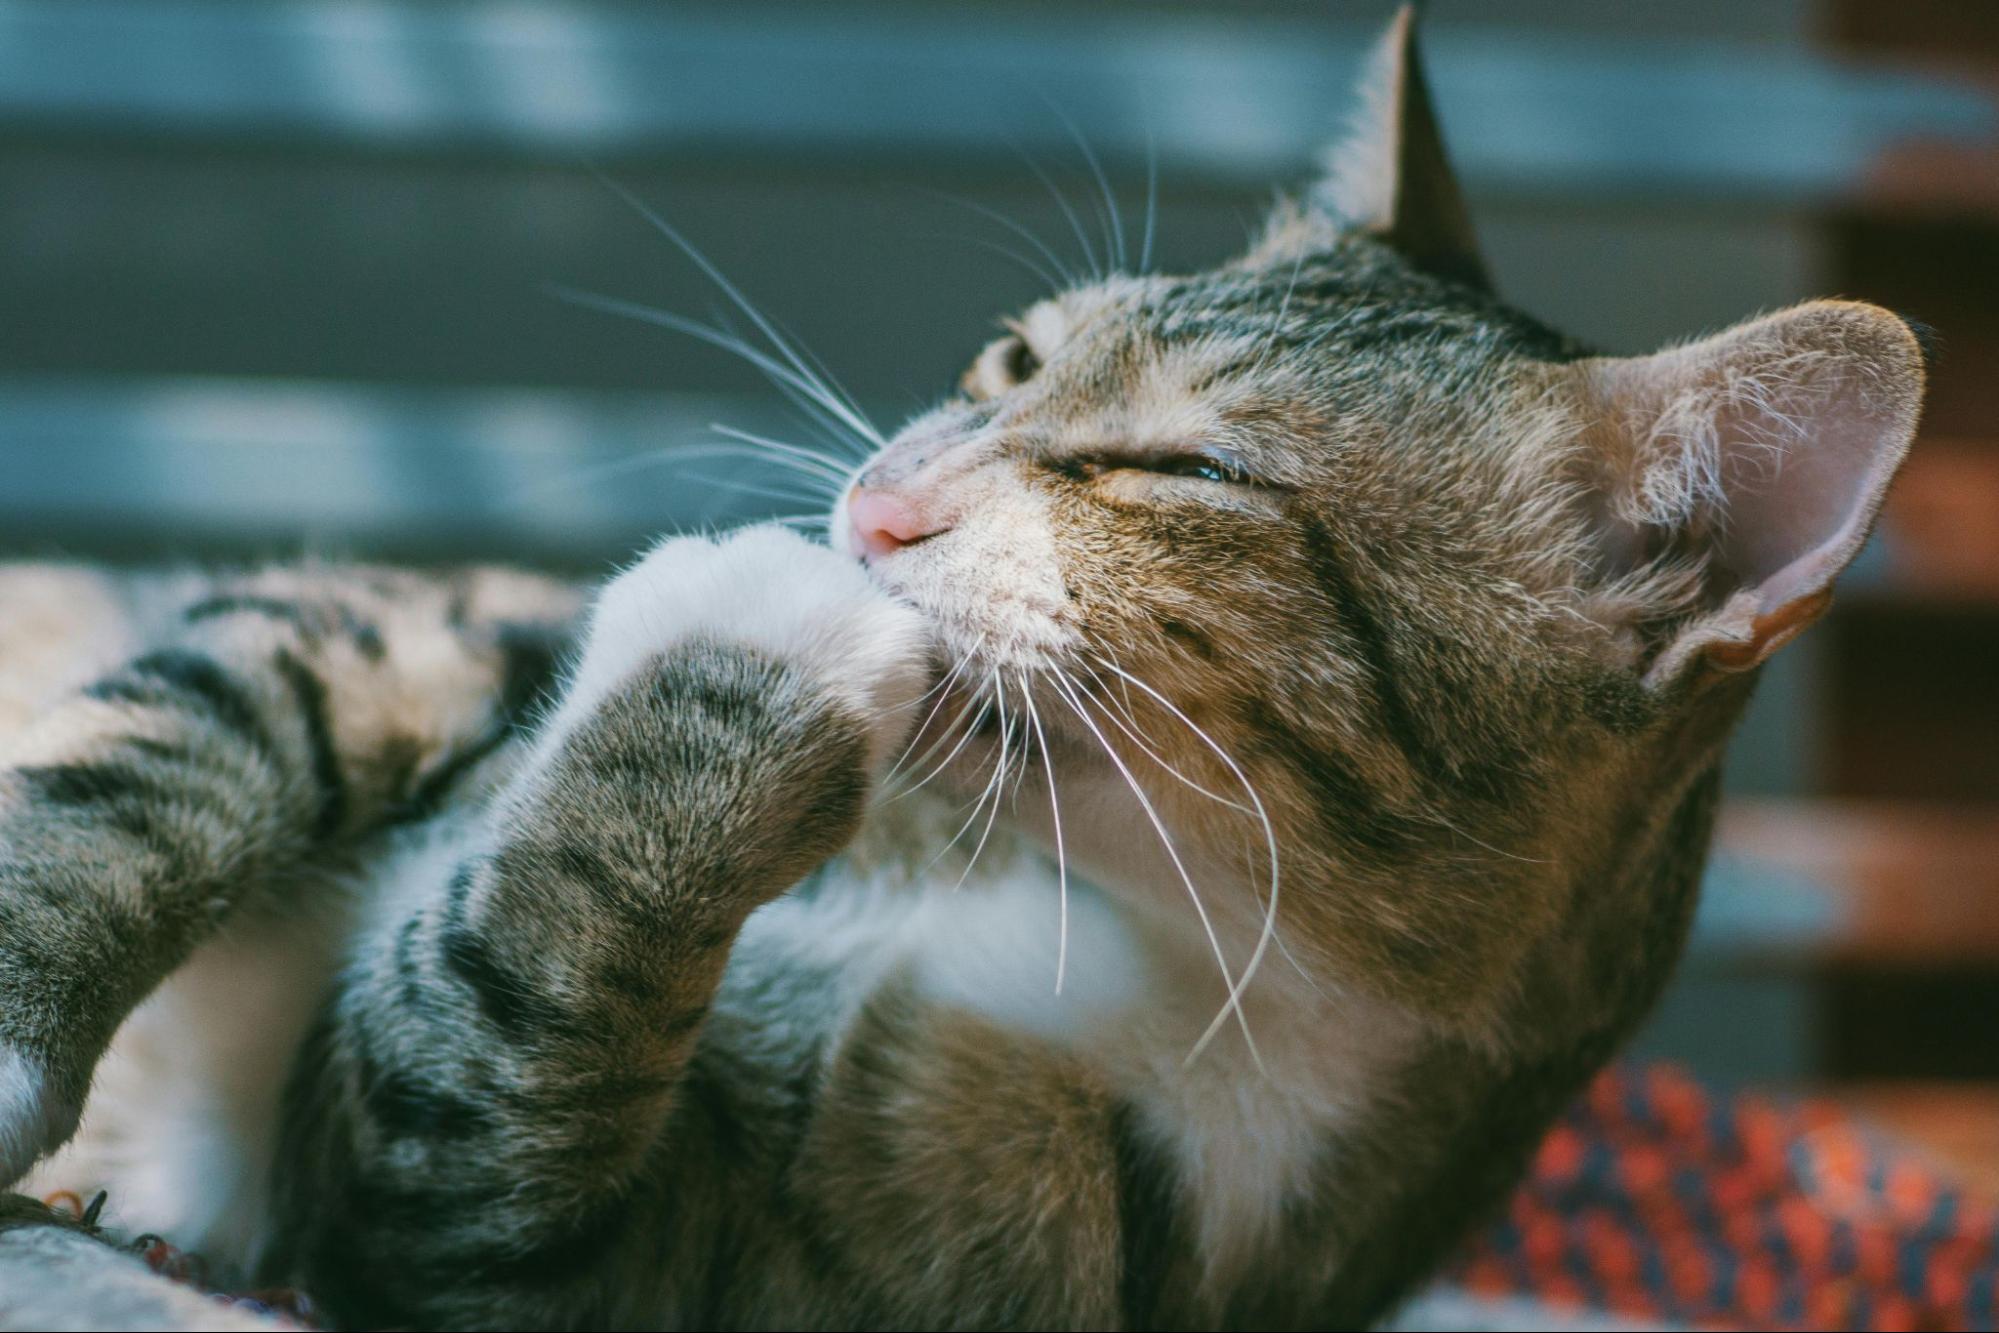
[831,224,1622,1015]
[826,19,1922,1035]
[833,225,1606,778]
[838,234,1581,670]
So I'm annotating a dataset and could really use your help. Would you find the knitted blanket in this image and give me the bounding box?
[6,1063,1995,1332]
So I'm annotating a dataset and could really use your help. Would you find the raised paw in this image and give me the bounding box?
[554,525,935,773]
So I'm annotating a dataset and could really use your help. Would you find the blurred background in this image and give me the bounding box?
[1,0,1996,1183]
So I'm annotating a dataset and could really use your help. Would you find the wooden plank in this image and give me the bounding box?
[1868,439,1999,604]
[0,0,1989,201]
[1860,140,1999,219]
[0,375,805,567]
[1822,606,1999,802]
[1712,801,1999,964]
[1829,0,1999,65]
[1835,1083,1999,1198]
[1831,219,1999,441]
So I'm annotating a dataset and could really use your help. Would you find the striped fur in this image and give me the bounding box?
[0,14,1925,1329]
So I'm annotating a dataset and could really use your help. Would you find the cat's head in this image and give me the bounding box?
[830,8,1924,1033]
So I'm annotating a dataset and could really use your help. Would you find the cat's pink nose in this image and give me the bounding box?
[846,486,947,559]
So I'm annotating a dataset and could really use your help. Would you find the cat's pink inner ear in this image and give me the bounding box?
[1579,300,1925,680]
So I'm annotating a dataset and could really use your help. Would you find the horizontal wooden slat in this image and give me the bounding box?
[1862,140,1999,219]
[1709,801,1999,964]
[0,0,1990,201]
[1866,439,1999,604]
[1835,1083,1999,1198]
[1822,604,1999,804]
[0,375,815,567]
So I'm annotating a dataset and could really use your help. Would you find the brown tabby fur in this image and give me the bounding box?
[0,9,1923,1329]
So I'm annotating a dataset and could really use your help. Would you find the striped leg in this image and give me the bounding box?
[265,527,929,1329]
[0,564,578,1186]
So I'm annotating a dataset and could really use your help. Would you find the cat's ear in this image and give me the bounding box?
[1315,5,1489,291]
[1574,300,1925,686]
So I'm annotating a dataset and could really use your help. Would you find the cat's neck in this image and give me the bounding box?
[846,786,1419,1282]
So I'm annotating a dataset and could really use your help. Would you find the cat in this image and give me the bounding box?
[0,9,1924,1329]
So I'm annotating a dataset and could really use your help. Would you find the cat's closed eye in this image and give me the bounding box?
[1147,455,1251,484]
[1053,451,1263,488]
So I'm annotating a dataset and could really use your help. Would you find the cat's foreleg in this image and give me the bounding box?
[0,567,577,1186]
[268,527,929,1327]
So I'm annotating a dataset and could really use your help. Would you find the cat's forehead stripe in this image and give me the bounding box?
[1127,244,1584,368]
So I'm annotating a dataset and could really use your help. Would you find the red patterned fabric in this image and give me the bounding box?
[1447,1064,1999,1331]
[43,1062,1999,1330]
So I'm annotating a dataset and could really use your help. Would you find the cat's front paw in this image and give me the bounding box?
[559,525,935,772]
[0,1046,81,1189]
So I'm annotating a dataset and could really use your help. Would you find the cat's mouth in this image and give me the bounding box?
[865,568,1077,684]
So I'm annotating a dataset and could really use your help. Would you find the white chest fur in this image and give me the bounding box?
[822,802,1417,1285]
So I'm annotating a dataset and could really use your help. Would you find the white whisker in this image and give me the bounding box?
[704,426,856,487]
[502,435,844,513]
[585,173,884,451]
[882,637,988,788]
[951,675,1018,891]
[932,233,1067,296]
[1250,248,1308,380]
[1041,670,1262,1070]
[911,188,1081,291]
[1043,97,1126,273]
[678,472,831,508]
[1089,656,1282,1067]
[1140,122,1159,275]
[1019,672,1070,995]
[1060,668,1250,813]
[764,512,833,531]
[1427,812,1552,866]
[892,688,992,801]
[547,288,877,460]
[1011,143,1103,281]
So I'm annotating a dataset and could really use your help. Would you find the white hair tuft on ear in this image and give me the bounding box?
[1573,300,1924,682]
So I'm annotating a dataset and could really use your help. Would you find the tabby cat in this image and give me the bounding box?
[0,10,1924,1330]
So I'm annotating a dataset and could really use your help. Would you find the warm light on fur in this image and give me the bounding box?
[0,8,1924,1328]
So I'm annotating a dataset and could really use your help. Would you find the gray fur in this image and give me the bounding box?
[0,12,1923,1329]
